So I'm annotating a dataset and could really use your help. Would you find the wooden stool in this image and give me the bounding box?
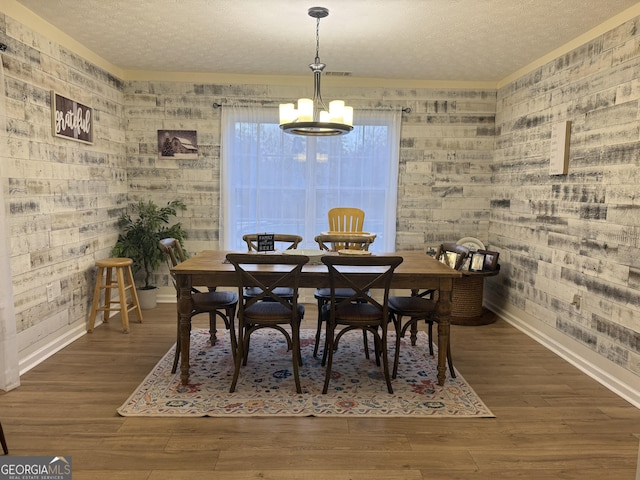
[0,420,8,455]
[88,258,143,333]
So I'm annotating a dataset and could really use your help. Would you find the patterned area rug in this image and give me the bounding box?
[118,329,494,417]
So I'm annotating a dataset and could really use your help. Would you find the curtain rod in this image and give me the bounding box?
[212,102,411,114]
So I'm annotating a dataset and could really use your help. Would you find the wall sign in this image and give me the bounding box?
[549,120,571,175]
[257,234,275,252]
[51,91,93,144]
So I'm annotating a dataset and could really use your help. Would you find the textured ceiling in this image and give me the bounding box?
[12,0,640,83]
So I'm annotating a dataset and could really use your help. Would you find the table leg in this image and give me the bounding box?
[435,279,453,386]
[176,274,194,386]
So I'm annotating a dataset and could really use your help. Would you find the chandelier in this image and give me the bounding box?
[279,7,353,136]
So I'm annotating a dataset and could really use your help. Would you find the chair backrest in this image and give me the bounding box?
[327,207,365,233]
[314,233,376,252]
[226,253,309,311]
[158,237,186,267]
[434,242,469,270]
[321,255,403,314]
[242,234,303,252]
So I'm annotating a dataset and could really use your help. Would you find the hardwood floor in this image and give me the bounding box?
[1,302,639,479]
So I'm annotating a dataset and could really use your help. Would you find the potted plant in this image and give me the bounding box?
[112,199,187,308]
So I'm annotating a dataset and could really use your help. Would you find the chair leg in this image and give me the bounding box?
[225,306,238,360]
[380,330,393,394]
[0,421,8,455]
[362,330,370,359]
[291,322,302,394]
[322,323,337,394]
[208,312,217,346]
[229,324,245,393]
[447,337,456,378]
[392,313,402,379]
[171,314,181,374]
[313,298,324,357]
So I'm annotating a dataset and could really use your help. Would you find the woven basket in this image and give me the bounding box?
[451,275,485,318]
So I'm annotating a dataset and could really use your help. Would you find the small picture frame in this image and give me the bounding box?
[478,250,500,271]
[469,252,486,272]
[444,251,459,268]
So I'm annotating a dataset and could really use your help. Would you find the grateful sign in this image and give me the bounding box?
[51,91,93,144]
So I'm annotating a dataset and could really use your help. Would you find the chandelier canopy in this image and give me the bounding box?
[279,7,353,137]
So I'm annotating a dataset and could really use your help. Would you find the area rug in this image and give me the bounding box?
[117,329,494,417]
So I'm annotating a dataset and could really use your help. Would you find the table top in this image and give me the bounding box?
[172,250,462,290]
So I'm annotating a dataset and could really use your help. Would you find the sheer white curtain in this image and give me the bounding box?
[0,53,20,391]
[220,105,400,252]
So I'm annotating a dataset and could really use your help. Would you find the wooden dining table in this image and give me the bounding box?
[171,250,463,387]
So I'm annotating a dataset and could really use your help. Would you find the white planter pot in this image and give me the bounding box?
[137,287,158,310]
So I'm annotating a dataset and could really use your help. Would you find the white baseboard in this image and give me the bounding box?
[484,296,640,409]
[19,322,89,375]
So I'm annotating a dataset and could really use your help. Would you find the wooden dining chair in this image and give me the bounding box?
[320,254,403,394]
[388,243,469,379]
[314,233,376,252]
[159,238,238,373]
[241,233,303,302]
[327,207,365,233]
[226,253,309,393]
[388,295,456,379]
[312,233,376,358]
[242,233,303,252]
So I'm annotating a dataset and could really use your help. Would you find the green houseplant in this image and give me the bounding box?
[112,199,188,294]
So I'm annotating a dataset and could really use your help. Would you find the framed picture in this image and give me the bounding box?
[478,250,500,271]
[444,251,459,268]
[51,91,93,144]
[158,130,198,159]
[469,252,485,272]
[461,256,471,271]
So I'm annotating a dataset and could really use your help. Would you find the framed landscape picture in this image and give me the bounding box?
[158,130,198,160]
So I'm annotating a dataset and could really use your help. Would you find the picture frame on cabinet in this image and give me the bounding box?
[478,250,499,271]
[469,252,486,272]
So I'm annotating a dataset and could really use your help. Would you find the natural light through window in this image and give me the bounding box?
[220,106,401,252]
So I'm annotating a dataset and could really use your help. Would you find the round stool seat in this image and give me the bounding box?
[96,257,133,268]
[88,257,142,333]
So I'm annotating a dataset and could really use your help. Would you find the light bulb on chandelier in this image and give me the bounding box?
[279,7,353,136]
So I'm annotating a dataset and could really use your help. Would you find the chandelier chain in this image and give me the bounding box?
[315,16,321,64]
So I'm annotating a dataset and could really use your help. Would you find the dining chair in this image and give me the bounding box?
[242,233,303,252]
[0,420,8,455]
[241,233,303,301]
[388,295,456,380]
[320,254,403,394]
[159,238,238,373]
[226,253,309,393]
[314,233,376,252]
[327,207,365,233]
[312,233,376,358]
[388,243,469,379]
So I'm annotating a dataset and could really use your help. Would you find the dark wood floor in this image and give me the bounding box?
[1,302,639,479]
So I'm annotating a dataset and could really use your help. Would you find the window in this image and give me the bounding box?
[220,106,400,252]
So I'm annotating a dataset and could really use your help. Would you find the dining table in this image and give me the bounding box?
[171,250,463,387]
